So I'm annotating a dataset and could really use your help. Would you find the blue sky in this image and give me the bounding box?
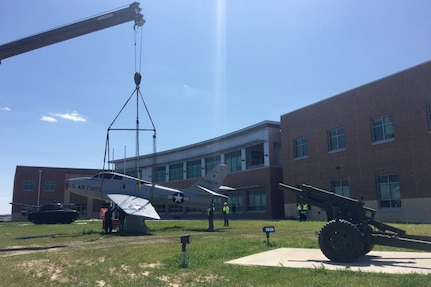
[1,0,430,214]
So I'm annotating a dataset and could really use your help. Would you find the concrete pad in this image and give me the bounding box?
[226,248,431,274]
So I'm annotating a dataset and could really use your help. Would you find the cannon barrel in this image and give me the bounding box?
[279,183,376,225]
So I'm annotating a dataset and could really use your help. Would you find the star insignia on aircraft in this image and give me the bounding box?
[167,192,190,204]
[129,200,144,211]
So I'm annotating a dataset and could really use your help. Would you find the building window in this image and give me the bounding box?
[246,143,264,169]
[247,190,266,212]
[186,207,203,214]
[154,204,166,214]
[186,160,201,179]
[153,166,166,183]
[205,155,221,173]
[427,103,431,132]
[168,204,183,213]
[125,169,138,178]
[169,163,183,181]
[328,127,345,151]
[44,181,55,192]
[212,197,224,212]
[377,174,401,208]
[23,180,34,192]
[228,192,243,213]
[294,137,308,158]
[372,115,394,142]
[225,150,242,172]
[251,150,264,166]
[331,179,349,197]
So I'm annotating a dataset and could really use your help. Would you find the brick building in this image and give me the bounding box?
[11,166,103,221]
[113,120,284,220]
[11,121,284,221]
[11,61,431,223]
[280,61,431,222]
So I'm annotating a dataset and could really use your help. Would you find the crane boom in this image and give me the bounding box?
[0,2,144,62]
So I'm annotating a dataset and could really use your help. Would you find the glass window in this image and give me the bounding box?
[125,169,138,178]
[186,159,201,179]
[186,207,203,213]
[225,150,242,172]
[328,127,345,151]
[167,204,183,213]
[23,180,34,192]
[228,192,243,213]
[44,181,55,192]
[205,155,221,173]
[154,204,166,214]
[294,137,308,158]
[372,115,394,142]
[169,163,183,181]
[331,179,350,197]
[153,166,166,183]
[212,197,224,212]
[247,190,266,212]
[377,174,401,208]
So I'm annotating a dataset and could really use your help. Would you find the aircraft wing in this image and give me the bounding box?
[107,194,161,220]
[219,185,236,191]
[197,185,229,198]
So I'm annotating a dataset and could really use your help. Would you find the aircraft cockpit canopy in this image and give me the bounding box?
[92,173,124,180]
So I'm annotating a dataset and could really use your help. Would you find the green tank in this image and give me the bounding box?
[27,202,79,224]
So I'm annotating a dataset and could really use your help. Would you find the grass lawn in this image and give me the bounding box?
[1,219,430,287]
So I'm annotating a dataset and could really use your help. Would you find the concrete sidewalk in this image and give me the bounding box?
[226,248,431,274]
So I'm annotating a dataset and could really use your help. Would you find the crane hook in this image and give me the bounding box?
[134,72,142,86]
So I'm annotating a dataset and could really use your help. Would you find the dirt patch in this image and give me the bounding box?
[17,259,68,283]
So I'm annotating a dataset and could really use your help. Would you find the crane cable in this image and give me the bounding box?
[133,23,157,195]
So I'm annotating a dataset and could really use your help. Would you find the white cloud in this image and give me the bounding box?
[40,115,57,122]
[40,111,87,123]
[54,112,87,122]
[1,106,11,111]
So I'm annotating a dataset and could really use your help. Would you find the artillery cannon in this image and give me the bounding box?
[279,183,431,262]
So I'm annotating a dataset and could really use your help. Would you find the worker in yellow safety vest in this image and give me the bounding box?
[297,203,309,221]
[222,202,230,226]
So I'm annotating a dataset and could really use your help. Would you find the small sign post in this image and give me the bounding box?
[263,226,275,246]
[180,235,190,267]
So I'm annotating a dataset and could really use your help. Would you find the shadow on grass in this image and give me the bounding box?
[185,227,230,232]
[0,245,67,253]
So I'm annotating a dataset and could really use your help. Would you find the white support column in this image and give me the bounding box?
[241,148,246,171]
[264,141,270,166]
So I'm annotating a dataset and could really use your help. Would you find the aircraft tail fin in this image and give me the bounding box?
[186,164,230,198]
[197,185,228,198]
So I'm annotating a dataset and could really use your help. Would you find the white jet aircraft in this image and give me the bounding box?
[66,164,232,220]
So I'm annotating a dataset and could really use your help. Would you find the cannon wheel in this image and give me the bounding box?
[361,225,375,255]
[318,219,364,262]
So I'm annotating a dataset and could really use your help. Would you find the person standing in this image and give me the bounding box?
[104,205,114,234]
[118,207,126,233]
[208,203,215,232]
[222,202,230,226]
